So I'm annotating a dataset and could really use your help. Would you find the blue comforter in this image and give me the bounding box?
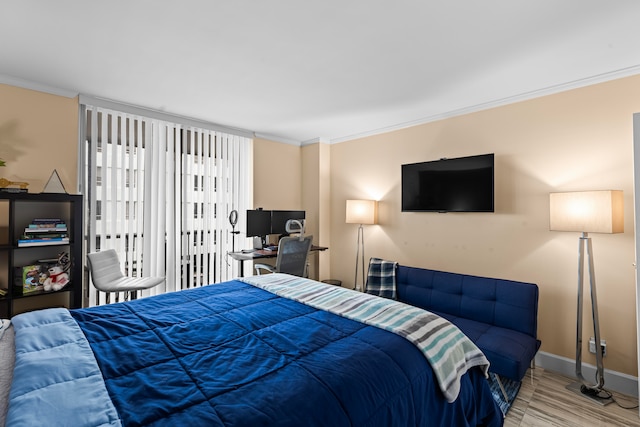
[8,279,502,426]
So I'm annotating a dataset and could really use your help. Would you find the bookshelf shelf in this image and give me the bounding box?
[0,192,83,317]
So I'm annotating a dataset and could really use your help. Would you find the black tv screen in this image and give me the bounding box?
[401,153,494,212]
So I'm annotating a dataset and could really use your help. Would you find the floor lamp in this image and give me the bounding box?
[549,190,624,405]
[346,199,378,291]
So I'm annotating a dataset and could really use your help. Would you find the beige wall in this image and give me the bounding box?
[0,84,78,193]
[329,74,640,376]
[252,138,331,280]
[253,137,302,213]
[301,143,331,280]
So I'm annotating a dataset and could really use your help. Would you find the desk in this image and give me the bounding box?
[229,245,328,277]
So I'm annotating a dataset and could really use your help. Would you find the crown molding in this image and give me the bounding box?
[253,132,302,146]
[301,137,330,146]
[329,64,640,144]
[0,74,78,98]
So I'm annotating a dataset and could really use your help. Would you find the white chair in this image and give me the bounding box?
[87,249,164,303]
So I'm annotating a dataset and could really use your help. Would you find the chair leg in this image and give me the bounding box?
[121,290,138,301]
[492,373,509,403]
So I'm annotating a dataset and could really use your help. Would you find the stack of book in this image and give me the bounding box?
[18,218,69,247]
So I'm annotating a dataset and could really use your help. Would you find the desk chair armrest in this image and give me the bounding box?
[254,263,276,275]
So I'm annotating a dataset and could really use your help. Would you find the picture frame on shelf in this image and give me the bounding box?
[43,170,67,194]
[14,252,71,296]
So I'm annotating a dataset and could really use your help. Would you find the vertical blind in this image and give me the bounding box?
[81,104,252,306]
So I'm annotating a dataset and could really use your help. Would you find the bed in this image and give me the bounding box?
[4,274,503,426]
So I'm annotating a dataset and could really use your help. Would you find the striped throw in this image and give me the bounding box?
[241,273,489,402]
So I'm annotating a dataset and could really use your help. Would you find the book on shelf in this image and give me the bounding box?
[16,265,43,295]
[25,224,67,231]
[27,223,67,230]
[24,219,68,237]
[21,232,68,240]
[18,237,70,247]
[32,218,64,224]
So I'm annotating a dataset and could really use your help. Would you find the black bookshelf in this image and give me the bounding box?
[0,192,83,317]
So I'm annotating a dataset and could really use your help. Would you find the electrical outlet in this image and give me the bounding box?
[589,337,607,357]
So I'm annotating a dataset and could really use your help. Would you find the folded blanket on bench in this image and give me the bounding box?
[365,257,398,299]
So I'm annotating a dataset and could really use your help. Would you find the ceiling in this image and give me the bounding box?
[2,1,640,145]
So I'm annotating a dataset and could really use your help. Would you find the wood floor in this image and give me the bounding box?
[505,367,640,426]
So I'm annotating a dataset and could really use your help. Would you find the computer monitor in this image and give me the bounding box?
[246,209,271,247]
[271,210,305,235]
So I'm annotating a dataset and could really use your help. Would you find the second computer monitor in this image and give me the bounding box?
[271,210,305,235]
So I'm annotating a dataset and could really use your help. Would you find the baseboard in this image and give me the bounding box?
[535,351,638,398]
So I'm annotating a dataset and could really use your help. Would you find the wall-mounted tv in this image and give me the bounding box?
[401,153,494,212]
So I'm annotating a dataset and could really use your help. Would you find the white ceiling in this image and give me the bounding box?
[2,1,640,145]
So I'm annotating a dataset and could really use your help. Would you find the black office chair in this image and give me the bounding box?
[255,220,313,277]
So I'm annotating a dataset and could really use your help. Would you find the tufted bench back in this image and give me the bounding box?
[396,265,539,340]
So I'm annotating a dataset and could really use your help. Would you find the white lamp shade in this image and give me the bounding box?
[346,200,378,225]
[549,190,624,233]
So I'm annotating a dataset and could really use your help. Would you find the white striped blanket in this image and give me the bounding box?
[240,273,489,402]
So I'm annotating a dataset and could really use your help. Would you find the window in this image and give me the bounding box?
[81,103,252,306]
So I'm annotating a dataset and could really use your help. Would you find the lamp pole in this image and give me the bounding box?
[354,223,365,291]
[568,232,608,404]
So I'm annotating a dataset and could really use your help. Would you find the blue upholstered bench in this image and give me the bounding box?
[394,264,541,384]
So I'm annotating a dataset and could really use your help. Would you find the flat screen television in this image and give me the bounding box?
[271,210,305,235]
[401,153,494,212]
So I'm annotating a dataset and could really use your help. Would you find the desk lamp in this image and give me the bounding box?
[346,199,378,291]
[549,190,623,405]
